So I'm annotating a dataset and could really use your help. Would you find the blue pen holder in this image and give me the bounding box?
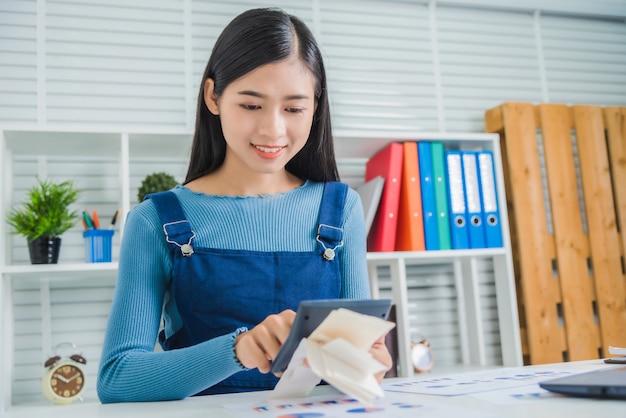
[83,229,114,263]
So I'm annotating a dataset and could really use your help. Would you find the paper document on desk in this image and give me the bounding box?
[272,308,395,404]
[227,391,497,418]
[383,366,577,396]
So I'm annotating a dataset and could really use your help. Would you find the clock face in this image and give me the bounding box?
[49,363,85,399]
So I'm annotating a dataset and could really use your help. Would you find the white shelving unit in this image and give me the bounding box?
[0,126,522,412]
[333,130,522,378]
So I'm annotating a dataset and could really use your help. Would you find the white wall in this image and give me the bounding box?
[1,0,624,132]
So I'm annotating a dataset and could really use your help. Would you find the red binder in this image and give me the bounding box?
[396,141,425,251]
[365,142,403,252]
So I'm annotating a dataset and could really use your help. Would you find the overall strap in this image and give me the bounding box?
[316,181,348,261]
[146,191,196,258]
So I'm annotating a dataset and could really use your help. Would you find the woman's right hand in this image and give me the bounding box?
[234,309,296,373]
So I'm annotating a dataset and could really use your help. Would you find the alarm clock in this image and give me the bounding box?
[42,343,87,404]
[411,338,434,373]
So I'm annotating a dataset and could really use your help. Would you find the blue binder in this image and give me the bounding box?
[444,151,469,249]
[477,150,503,248]
[418,142,439,250]
[462,151,486,248]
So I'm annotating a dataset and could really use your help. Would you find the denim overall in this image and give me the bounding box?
[147,182,348,395]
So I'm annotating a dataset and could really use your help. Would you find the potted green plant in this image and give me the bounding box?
[6,178,81,264]
[137,172,178,202]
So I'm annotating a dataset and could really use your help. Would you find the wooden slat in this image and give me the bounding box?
[603,107,626,261]
[573,105,626,355]
[539,104,599,360]
[490,102,563,364]
[486,103,529,361]
[485,103,529,360]
[487,102,626,365]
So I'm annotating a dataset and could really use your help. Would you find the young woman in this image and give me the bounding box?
[97,7,391,403]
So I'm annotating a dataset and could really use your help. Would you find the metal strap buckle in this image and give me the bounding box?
[163,220,196,257]
[316,223,344,261]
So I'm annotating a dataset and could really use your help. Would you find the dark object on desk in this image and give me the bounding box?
[539,365,626,399]
[383,304,398,378]
[605,356,626,364]
[270,298,392,374]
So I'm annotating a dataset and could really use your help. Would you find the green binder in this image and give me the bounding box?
[431,142,451,250]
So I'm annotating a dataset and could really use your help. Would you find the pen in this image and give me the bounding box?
[110,209,120,228]
[82,211,94,229]
[92,210,101,229]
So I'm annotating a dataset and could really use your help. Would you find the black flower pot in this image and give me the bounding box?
[28,236,61,264]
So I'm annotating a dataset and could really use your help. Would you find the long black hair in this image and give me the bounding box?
[184,8,339,184]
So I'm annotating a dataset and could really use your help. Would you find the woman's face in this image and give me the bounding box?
[205,55,317,177]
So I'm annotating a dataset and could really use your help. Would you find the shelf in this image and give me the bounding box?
[1,262,118,280]
[1,125,196,160]
[0,262,118,282]
[0,249,505,278]
[333,130,500,160]
[1,126,520,411]
[3,130,122,158]
[366,248,506,263]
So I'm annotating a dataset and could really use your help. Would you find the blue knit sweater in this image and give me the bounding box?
[97,181,369,403]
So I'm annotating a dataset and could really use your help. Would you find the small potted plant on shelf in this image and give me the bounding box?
[137,172,178,202]
[6,178,81,264]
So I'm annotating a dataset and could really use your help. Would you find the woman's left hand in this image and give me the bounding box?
[369,336,393,383]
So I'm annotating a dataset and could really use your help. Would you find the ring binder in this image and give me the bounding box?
[431,142,451,250]
[462,151,486,249]
[477,150,503,248]
[418,142,439,250]
[445,151,469,249]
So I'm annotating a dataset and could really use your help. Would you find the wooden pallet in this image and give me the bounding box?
[485,102,626,365]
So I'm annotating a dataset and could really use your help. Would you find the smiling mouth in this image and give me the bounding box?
[253,144,285,153]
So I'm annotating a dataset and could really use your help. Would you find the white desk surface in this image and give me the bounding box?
[4,360,623,418]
